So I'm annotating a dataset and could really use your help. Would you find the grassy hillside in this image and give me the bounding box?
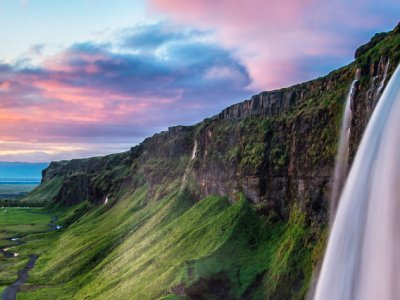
[12,188,323,300]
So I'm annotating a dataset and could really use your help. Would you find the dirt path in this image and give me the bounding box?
[1,254,38,300]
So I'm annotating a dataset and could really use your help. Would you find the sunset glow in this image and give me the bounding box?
[0,0,399,162]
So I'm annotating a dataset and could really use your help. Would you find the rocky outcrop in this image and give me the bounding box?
[355,32,389,59]
[42,153,132,205]
[219,72,344,120]
[39,125,196,206]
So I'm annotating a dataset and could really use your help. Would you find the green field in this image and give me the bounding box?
[0,207,53,290]
[0,207,52,240]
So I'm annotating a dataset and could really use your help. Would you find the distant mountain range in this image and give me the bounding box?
[0,162,49,180]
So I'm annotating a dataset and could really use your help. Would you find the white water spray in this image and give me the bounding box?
[314,64,400,300]
[330,70,360,220]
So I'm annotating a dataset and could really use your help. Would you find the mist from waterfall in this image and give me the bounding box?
[330,70,360,221]
[314,64,400,300]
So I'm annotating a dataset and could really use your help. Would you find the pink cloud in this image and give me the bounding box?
[148,0,325,89]
[0,24,253,161]
[0,80,11,90]
[149,0,400,90]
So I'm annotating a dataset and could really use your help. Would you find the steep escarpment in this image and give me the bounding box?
[17,24,400,300]
[32,66,355,222]
[194,24,399,222]
[28,126,195,206]
[193,68,354,223]
[35,25,399,216]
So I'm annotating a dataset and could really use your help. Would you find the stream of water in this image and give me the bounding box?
[330,70,360,221]
[314,64,400,300]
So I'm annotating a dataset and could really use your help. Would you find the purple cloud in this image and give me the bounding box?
[0,23,253,161]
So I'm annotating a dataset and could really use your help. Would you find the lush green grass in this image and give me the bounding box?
[0,255,29,287]
[0,207,53,288]
[11,187,324,300]
[22,177,64,205]
[0,207,52,238]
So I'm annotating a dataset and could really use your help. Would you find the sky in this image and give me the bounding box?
[0,0,399,162]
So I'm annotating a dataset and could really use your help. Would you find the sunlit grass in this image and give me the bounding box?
[0,207,52,236]
[13,187,323,300]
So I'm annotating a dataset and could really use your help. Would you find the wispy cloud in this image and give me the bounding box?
[149,0,400,90]
[0,140,135,162]
[19,0,28,7]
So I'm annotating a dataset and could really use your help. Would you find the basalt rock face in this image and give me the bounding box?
[195,69,354,222]
[191,25,400,222]
[219,73,342,120]
[34,25,400,224]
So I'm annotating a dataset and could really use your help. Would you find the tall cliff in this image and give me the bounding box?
[19,23,400,300]
[31,24,398,221]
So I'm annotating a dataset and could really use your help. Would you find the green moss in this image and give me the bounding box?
[238,117,268,172]
[269,146,288,169]
[226,146,240,162]
[263,204,324,300]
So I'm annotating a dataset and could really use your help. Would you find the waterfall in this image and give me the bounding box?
[191,139,198,160]
[104,194,110,205]
[180,140,197,192]
[376,59,390,101]
[329,70,360,221]
[314,64,400,300]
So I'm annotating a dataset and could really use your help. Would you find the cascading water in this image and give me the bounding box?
[180,139,197,192]
[104,194,110,205]
[330,70,360,221]
[313,64,400,300]
[376,59,390,101]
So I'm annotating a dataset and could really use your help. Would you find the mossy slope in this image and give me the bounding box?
[16,188,324,300]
